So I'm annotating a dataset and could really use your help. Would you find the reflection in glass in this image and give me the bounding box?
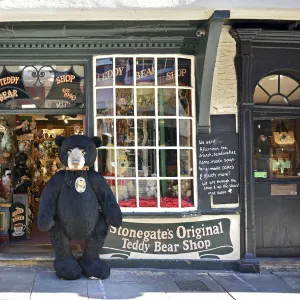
[138,149,157,177]
[159,149,177,177]
[96,89,113,116]
[139,179,158,207]
[97,119,114,146]
[179,119,192,146]
[178,58,191,87]
[117,149,136,177]
[157,58,175,86]
[159,119,177,146]
[179,89,192,116]
[116,88,134,116]
[180,179,193,205]
[137,119,156,146]
[136,57,155,86]
[160,179,178,207]
[180,149,193,176]
[97,148,115,176]
[96,58,113,86]
[117,179,136,204]
[158,88,176,116]
[115,57,133,85]
[137,88,155,116]
[116,119,135,146]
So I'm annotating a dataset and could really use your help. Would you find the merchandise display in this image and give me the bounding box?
[0,114,84,242]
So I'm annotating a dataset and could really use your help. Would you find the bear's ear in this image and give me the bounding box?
[91,137,102,148]
[55,135,66,147]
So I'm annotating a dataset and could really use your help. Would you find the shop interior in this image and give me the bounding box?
[0,114,85,252]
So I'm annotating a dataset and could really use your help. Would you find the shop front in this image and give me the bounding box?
[232,24,300,262]
[0,16,242,271]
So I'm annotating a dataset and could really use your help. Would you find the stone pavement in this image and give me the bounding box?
[1,267,300,300]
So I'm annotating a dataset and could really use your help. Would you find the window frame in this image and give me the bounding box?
[93,54,198,213]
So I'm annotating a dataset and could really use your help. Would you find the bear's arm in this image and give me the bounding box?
[37,171,64,232]
[88,170,122,228]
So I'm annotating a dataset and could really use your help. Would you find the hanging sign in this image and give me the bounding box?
[197,133,239,196]
[10,202,27,241]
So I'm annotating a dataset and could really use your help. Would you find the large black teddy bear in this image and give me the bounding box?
[38,135,122,280]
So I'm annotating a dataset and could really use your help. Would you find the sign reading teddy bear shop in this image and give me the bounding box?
[101,215,240,260]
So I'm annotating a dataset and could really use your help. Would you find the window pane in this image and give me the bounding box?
[160,179,178,207]
[98,148,115,176]
[159,119,177,146]
[269,95,288,105]
[0,65,84,109]
[137,119,156,146]
[158,88,176,116]
[157,58,175,86]
[280,75,299,95]
[159,149,177,177]
[179,119,192,146]
[178,58,191,87]
[180,179,194,206]
[137,88,155,116]
[138,149,157,177]
[179,89,192,116]
[116,88,134,116]
[116,119,135,146]
[117,149,135,177]
[118,179,136,206]
[136,57,155,86]
[96,58,113,87]
[289,87,300,104]
[258,75,278,96]
[97,119,114,146]
[96,88,113,116]
[254,119,300,179]
[139,179,158,207]
[115,57,133,85]
[253,85,269,104]
[180,149,193,176]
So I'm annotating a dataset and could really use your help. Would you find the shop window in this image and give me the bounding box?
[254,119,300,179]
[0,65,84,109]
[94,55,196,212]
[253,74,300,105]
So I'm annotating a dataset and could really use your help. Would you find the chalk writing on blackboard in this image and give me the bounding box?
[197,134,239,196]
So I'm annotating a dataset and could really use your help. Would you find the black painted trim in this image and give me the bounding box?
[106,258,239,271]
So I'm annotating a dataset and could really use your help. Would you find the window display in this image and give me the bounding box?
[94,55,196,211]
[254,119,300,179]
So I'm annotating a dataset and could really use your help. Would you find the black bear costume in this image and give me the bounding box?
[37,135,122,280]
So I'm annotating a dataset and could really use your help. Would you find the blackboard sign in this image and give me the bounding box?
[10,202,27,242]
[101,218,233,259]
[197,133,239,196]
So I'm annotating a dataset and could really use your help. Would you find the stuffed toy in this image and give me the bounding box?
[145,180,157,198]
[38,135,122,281]
[103,145,135,200]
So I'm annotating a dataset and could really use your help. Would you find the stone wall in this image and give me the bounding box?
[210,26,237,116]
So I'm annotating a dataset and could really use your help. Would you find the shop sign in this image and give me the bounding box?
[101,215,240,260]
[10,202,27,241]
[197,133,239,197]
[271,184,297,196]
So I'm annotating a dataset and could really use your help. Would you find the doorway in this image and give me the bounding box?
[0,114,85,253]
[254,118,300,257]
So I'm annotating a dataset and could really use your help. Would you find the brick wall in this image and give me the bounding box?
[210,26,237,116]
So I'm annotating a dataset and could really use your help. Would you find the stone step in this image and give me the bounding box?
[259,257,300,272]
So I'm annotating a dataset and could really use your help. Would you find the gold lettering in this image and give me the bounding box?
[12,90,18,98]
[0,89,18,102]
[56,75,76,85]
[178,68,187,77]
[166,71,175,81]
[115,67,125,76]
[0,76,20,87]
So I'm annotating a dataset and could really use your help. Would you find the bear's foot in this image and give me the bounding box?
[54,258,82,280]
[78,256,110,280]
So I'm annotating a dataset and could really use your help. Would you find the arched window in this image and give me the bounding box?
[253,74,300,105]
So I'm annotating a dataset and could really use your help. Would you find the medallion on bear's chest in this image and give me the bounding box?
[75,177,86,193]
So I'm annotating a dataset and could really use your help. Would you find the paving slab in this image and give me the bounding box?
[273,272,300,292]
[107,269,158,283]
[237,273,298,293]
[31,270,88,300]
[0,267,36,300]
[89,281,169,300]
[153,270,232,300]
